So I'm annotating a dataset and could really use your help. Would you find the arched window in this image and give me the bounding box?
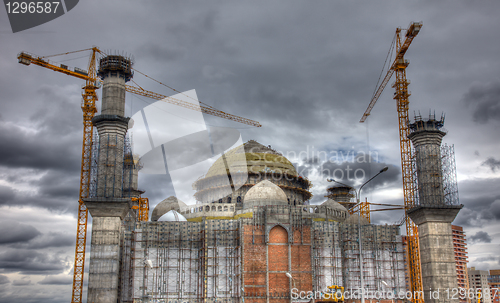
[212,206,216,212]
[224,206,228,211]
[218,199,223,203]
[218,206,222,211]
[227,197,232,203]
[237,196,242,203]
[205,206,210,211]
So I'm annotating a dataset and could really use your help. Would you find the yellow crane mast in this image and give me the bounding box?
[17,48,261,303]
[359,22,424,303]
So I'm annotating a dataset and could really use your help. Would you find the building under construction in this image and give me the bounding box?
[82,54,462,303]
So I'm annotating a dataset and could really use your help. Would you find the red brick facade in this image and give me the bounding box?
[243,224,312,303]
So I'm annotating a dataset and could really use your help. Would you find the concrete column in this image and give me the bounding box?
[408,115,463,303]
[84,55,134,303]
[98,55,132,116]
[92,55,133,199]
[86,217,123,303]
[408,207,462,303]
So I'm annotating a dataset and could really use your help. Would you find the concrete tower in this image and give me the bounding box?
[325,185,356,210]
[84,55,134,303]
[407,114,463,303]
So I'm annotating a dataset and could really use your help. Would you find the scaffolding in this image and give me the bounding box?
[410,113,450,207]
[325,186,356,210]
[411,141,459,207]
[131,220,241,303]
[88,130,133,198]
[340,223,406,294]
[313,222,343,291]
[441,144,459,206]
[88,129,99,198]
[119,229,135,303]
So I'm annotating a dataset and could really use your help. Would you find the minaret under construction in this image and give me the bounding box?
[407,114,463,303]
[83,55,135,303]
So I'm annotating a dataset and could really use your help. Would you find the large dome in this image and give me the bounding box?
[204,140,298,178]
[193,140,312,206]
[244,180,288,207]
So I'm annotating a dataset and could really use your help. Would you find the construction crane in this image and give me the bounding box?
[17,48,261,303]
[359,22,423,303]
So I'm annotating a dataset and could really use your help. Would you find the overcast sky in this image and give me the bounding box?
[1,1,500,302]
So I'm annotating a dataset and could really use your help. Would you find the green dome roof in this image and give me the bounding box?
[204,140,297,178]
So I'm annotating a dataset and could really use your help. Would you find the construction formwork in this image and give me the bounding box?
[201,220,241,301]
[131,220,241,303]
[339,223,406,294]
[312,222,343,291]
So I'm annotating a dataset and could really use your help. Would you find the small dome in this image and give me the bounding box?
[321,198,348,212]
[244,180,288,207]
[158,210,187,222]
[151,196,188,221]
[344,214,370,225]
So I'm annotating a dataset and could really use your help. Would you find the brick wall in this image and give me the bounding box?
[243,224,313,303]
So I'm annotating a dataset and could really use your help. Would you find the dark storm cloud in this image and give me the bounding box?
[11,232,74,250]
[453,177,500,228]
[9,193,76,212]
[0,221,40,244]
[0,185,16,204]
[38,274,72,285]
[463,81,500,124]
[470,231,492,243]
[0,155,80,210]
[0,249,68,275]
[33,169,79,199]
[138,43,186,62]
[138,173,175,209]
[1,0,500,301]
[127,3,378,137]
[303,155,399,190]
[0,116,80,173]
[454,199,500,228]
[12,277,31,286]
[0,275,10,285]
[482,157,500,172]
